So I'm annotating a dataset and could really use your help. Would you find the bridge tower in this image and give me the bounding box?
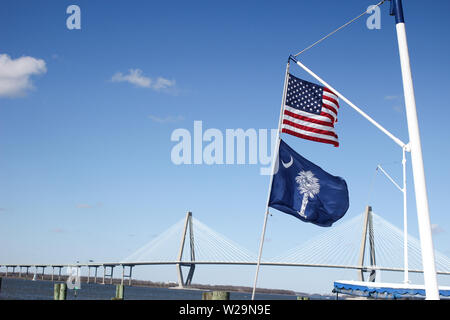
[176,211,196,287]
[357,206,377,282]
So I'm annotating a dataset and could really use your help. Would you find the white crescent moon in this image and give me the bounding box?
[281,155,293,169]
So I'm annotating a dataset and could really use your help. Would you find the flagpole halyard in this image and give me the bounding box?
[251,59,290,300]
[292,0,386,58]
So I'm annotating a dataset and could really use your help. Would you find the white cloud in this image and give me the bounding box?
[0,54,47,98]
[111,69,151,88]
[148,114,184,123]
[383,95,404,113]
[431,224,445,235]
[76,204,94,209]
[384,95,400,100]
[111,69,175,91]
[393,105,403,113]
[76,202,103,209]
[152,77,176,90]
[50,228,66,234]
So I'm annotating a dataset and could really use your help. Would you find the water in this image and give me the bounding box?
[0,278,302,300]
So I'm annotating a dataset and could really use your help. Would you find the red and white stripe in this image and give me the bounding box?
[281,88,340,147]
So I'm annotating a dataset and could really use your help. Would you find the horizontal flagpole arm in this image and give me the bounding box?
[290,56,407,149]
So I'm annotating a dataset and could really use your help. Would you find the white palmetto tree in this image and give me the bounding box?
[295,171,320,218]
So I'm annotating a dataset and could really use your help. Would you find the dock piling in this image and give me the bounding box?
[54,283,61,300]
[59,283,67,300]
[115,284,124,300]
[202,291,229,300]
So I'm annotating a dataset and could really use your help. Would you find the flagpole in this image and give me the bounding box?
[402,145,409,284]
[251,59,290,300]
[391,0,439,300]
[376,146,409,284]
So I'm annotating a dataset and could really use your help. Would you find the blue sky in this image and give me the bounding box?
[1,0,450,294]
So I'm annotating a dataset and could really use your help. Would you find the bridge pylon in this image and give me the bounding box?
[176,211,196,287]
[357,205,377,282]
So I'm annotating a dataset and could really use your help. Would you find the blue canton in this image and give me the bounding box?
[286,74,323,115]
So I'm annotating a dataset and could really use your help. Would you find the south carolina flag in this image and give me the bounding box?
[269,139,349,227]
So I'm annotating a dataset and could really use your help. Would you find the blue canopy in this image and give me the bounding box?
[333,280,450,299]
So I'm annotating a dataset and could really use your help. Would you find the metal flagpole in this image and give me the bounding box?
[402,146,409,284]
[251,59,290,300]
[376,146,409,283]
[390,0,439,299]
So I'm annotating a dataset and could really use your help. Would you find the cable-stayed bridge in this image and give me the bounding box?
[2,209,450,288]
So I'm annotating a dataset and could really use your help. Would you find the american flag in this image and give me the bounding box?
[282,73,340,147]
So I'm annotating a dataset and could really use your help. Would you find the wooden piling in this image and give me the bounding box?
[213,291,229,300]
[116,284,124,300]
[202,292,213,300]
[202,291,229,300]
[0,277,2,292]
[54,283,61,300]
[59,283,67,300]
[111,284,124,300]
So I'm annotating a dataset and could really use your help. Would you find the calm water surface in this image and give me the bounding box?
[0,278,303,300]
